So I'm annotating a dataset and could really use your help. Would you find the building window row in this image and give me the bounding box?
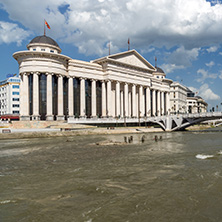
[12,85,19,89]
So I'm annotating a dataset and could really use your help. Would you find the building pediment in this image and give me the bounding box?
[93,50,156,72]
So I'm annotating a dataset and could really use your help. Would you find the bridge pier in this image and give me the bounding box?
[165,116,172,131]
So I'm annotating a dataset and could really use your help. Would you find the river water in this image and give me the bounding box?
[1,130,222,222]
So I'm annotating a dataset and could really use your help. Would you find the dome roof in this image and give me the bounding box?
[154,67,165,74]
[29,35,60,48]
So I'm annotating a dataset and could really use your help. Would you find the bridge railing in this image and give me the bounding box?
[147,112,222,121]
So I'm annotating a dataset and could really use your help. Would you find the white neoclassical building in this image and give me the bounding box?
[170,82,188,114]
[13,35,174,122]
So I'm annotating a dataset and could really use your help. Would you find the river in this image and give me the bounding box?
[1,130,222,222]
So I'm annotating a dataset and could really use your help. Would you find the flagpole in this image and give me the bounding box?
[44,19,46,36]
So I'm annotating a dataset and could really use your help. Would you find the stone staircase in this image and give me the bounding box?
[7,121,95,129]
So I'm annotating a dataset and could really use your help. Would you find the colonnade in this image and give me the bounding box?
[20,72,171,121]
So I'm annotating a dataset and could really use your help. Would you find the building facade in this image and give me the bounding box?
[187,95,208,113]
[13,35,207,122]
[170,82,188,114]
[0,76,20,116]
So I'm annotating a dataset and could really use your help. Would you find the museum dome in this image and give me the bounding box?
[29,35,60,48]
[154,67,165,74]
[153,66,166,79]
[27,35,61,53]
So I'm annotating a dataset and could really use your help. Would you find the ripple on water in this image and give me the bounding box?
[196,154,214,159]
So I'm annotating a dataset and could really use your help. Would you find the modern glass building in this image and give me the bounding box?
[0,76,20,117]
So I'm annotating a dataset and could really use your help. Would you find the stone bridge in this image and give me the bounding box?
[147,112,222,131]
[68,112,222,131]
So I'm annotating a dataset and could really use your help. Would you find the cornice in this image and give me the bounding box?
[13,50,71,62]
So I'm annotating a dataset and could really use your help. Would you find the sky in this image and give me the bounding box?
[0,0,222,110]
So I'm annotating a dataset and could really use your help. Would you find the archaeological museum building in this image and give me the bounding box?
[13,35,207,123]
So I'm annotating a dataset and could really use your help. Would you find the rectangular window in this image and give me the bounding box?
[50,50,54,53]
[13,98,19,101]
[13,111,19,114]
[12,92,19,95]
[13,104,20,107]
[41,49,45,51]
[12,85,19,89]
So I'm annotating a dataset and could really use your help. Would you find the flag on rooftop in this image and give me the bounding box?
[45,20,51,29]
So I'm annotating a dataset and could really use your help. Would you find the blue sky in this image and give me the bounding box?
[0,0,222,110]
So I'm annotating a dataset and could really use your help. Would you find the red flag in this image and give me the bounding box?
[45,20,51,29]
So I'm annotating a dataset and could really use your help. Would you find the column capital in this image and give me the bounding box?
[21,72,30,76]
[30,71,40,75]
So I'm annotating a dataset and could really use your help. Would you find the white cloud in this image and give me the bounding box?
[0,21,31,45]
[161,63,185,74]
[1,0,222,56]
[205,61,215,67]
[206,46,218,53]
[219,70,222,80]
[199,84,220,100]
[189,84,220,101]
[161,46,200,73]
[196,69,217,83]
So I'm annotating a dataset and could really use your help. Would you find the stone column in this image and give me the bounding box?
[139,86,144,117]
[32,72,40,120]
[124,83,129,118]
[20,73,30,120]
[132,84,136,118]
[161,91,164,115]
[120,90,124,117]
[146,87,151,117]
[101,81,106,117]
[80,78,86,118]
[68,77,74,120]
[152,89,156,116]
[107,80,112,117]
[57,75,64,120]
[91,79,97,118]
[46,73,53,121]
[115,81,120,118]
[166,92,170,115]
[128,90,132,117]
[157,90,161,116]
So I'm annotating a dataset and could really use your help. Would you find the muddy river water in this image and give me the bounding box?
[1,131,222,222]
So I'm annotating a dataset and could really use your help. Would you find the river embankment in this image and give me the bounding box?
[0,121,214,140]
[0,127,164,140]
